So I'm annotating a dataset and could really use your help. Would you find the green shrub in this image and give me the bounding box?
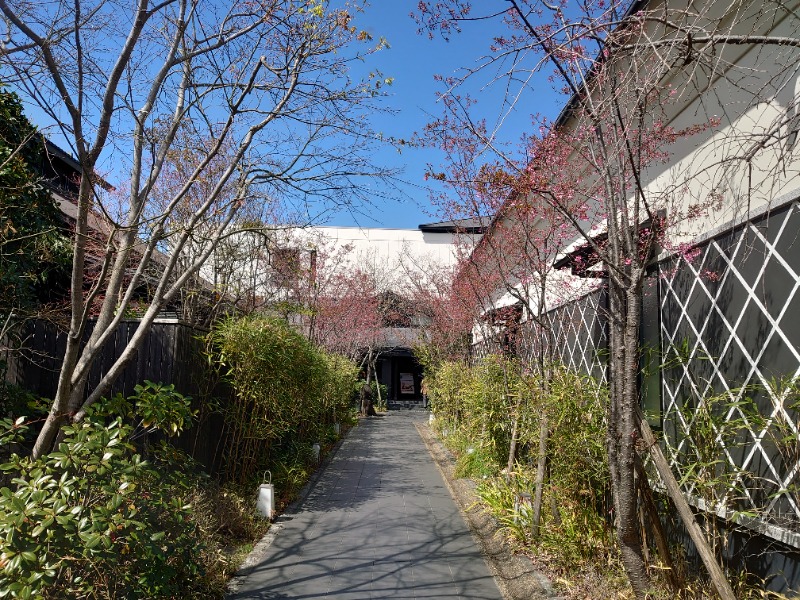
[527,366,609,519]
[0,419,208,599]
[208,315,358,485]
[429,354,521,469]
[0,381,40,417]
[0,383,245,599]
[427,355,612,570]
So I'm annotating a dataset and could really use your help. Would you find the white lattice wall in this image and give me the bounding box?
[659,199,800,547]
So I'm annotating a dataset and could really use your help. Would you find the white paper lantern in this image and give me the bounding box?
[257,471,274,520]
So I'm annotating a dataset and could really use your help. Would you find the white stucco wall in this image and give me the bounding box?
[628,0,800,244]
[291,226,459,268]
[196,223,476,303]
[284,225,475,291]
[470,0,800,339]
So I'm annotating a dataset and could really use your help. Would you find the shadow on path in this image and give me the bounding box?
[228,413,502,599]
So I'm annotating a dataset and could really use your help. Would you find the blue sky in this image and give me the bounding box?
[339,1,564,229]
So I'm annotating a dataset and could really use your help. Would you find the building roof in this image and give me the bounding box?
[43,138,81,172]
[418,217,491,234]
[42,137,114,191]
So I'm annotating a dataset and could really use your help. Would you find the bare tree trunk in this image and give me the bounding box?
[505,363,521,474]
[32,329,92,458]
[531,412,549,538]
[531,313,553,537]
[31,168,97,459]
[374,357,383,410]
[506,399,520,472]
[32,410,66,459]
[607,282,650,598]
[361,347,376,416]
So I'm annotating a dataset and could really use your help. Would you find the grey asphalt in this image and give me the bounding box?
[230,411,502,599]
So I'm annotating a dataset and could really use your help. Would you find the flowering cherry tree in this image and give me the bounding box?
[415,0,800,596]
[311,268,383,362]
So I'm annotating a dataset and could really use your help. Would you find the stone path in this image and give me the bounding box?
[229,412,502,599]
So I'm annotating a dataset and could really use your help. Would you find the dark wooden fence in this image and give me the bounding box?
[1,318,230,475]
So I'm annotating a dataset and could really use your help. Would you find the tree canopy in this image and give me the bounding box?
[0,0,392,457]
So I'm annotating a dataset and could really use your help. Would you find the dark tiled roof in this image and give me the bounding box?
[418,216,491,234]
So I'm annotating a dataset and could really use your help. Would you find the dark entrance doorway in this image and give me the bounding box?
[375,348,424,409]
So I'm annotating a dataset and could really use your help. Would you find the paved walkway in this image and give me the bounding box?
[230,412,502,599]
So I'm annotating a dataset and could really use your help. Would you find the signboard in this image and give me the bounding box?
[399,373,415,395]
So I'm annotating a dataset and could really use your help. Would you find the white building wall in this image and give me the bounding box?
[471,0,800,345]
[293,226,457,266]
[630,0,800,245]
[286,225,470,291]
[197,223,473,305]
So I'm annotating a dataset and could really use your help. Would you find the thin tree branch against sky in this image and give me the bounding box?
[347,1,564,228]
[0,0,401,457]
[13,1,561,229]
